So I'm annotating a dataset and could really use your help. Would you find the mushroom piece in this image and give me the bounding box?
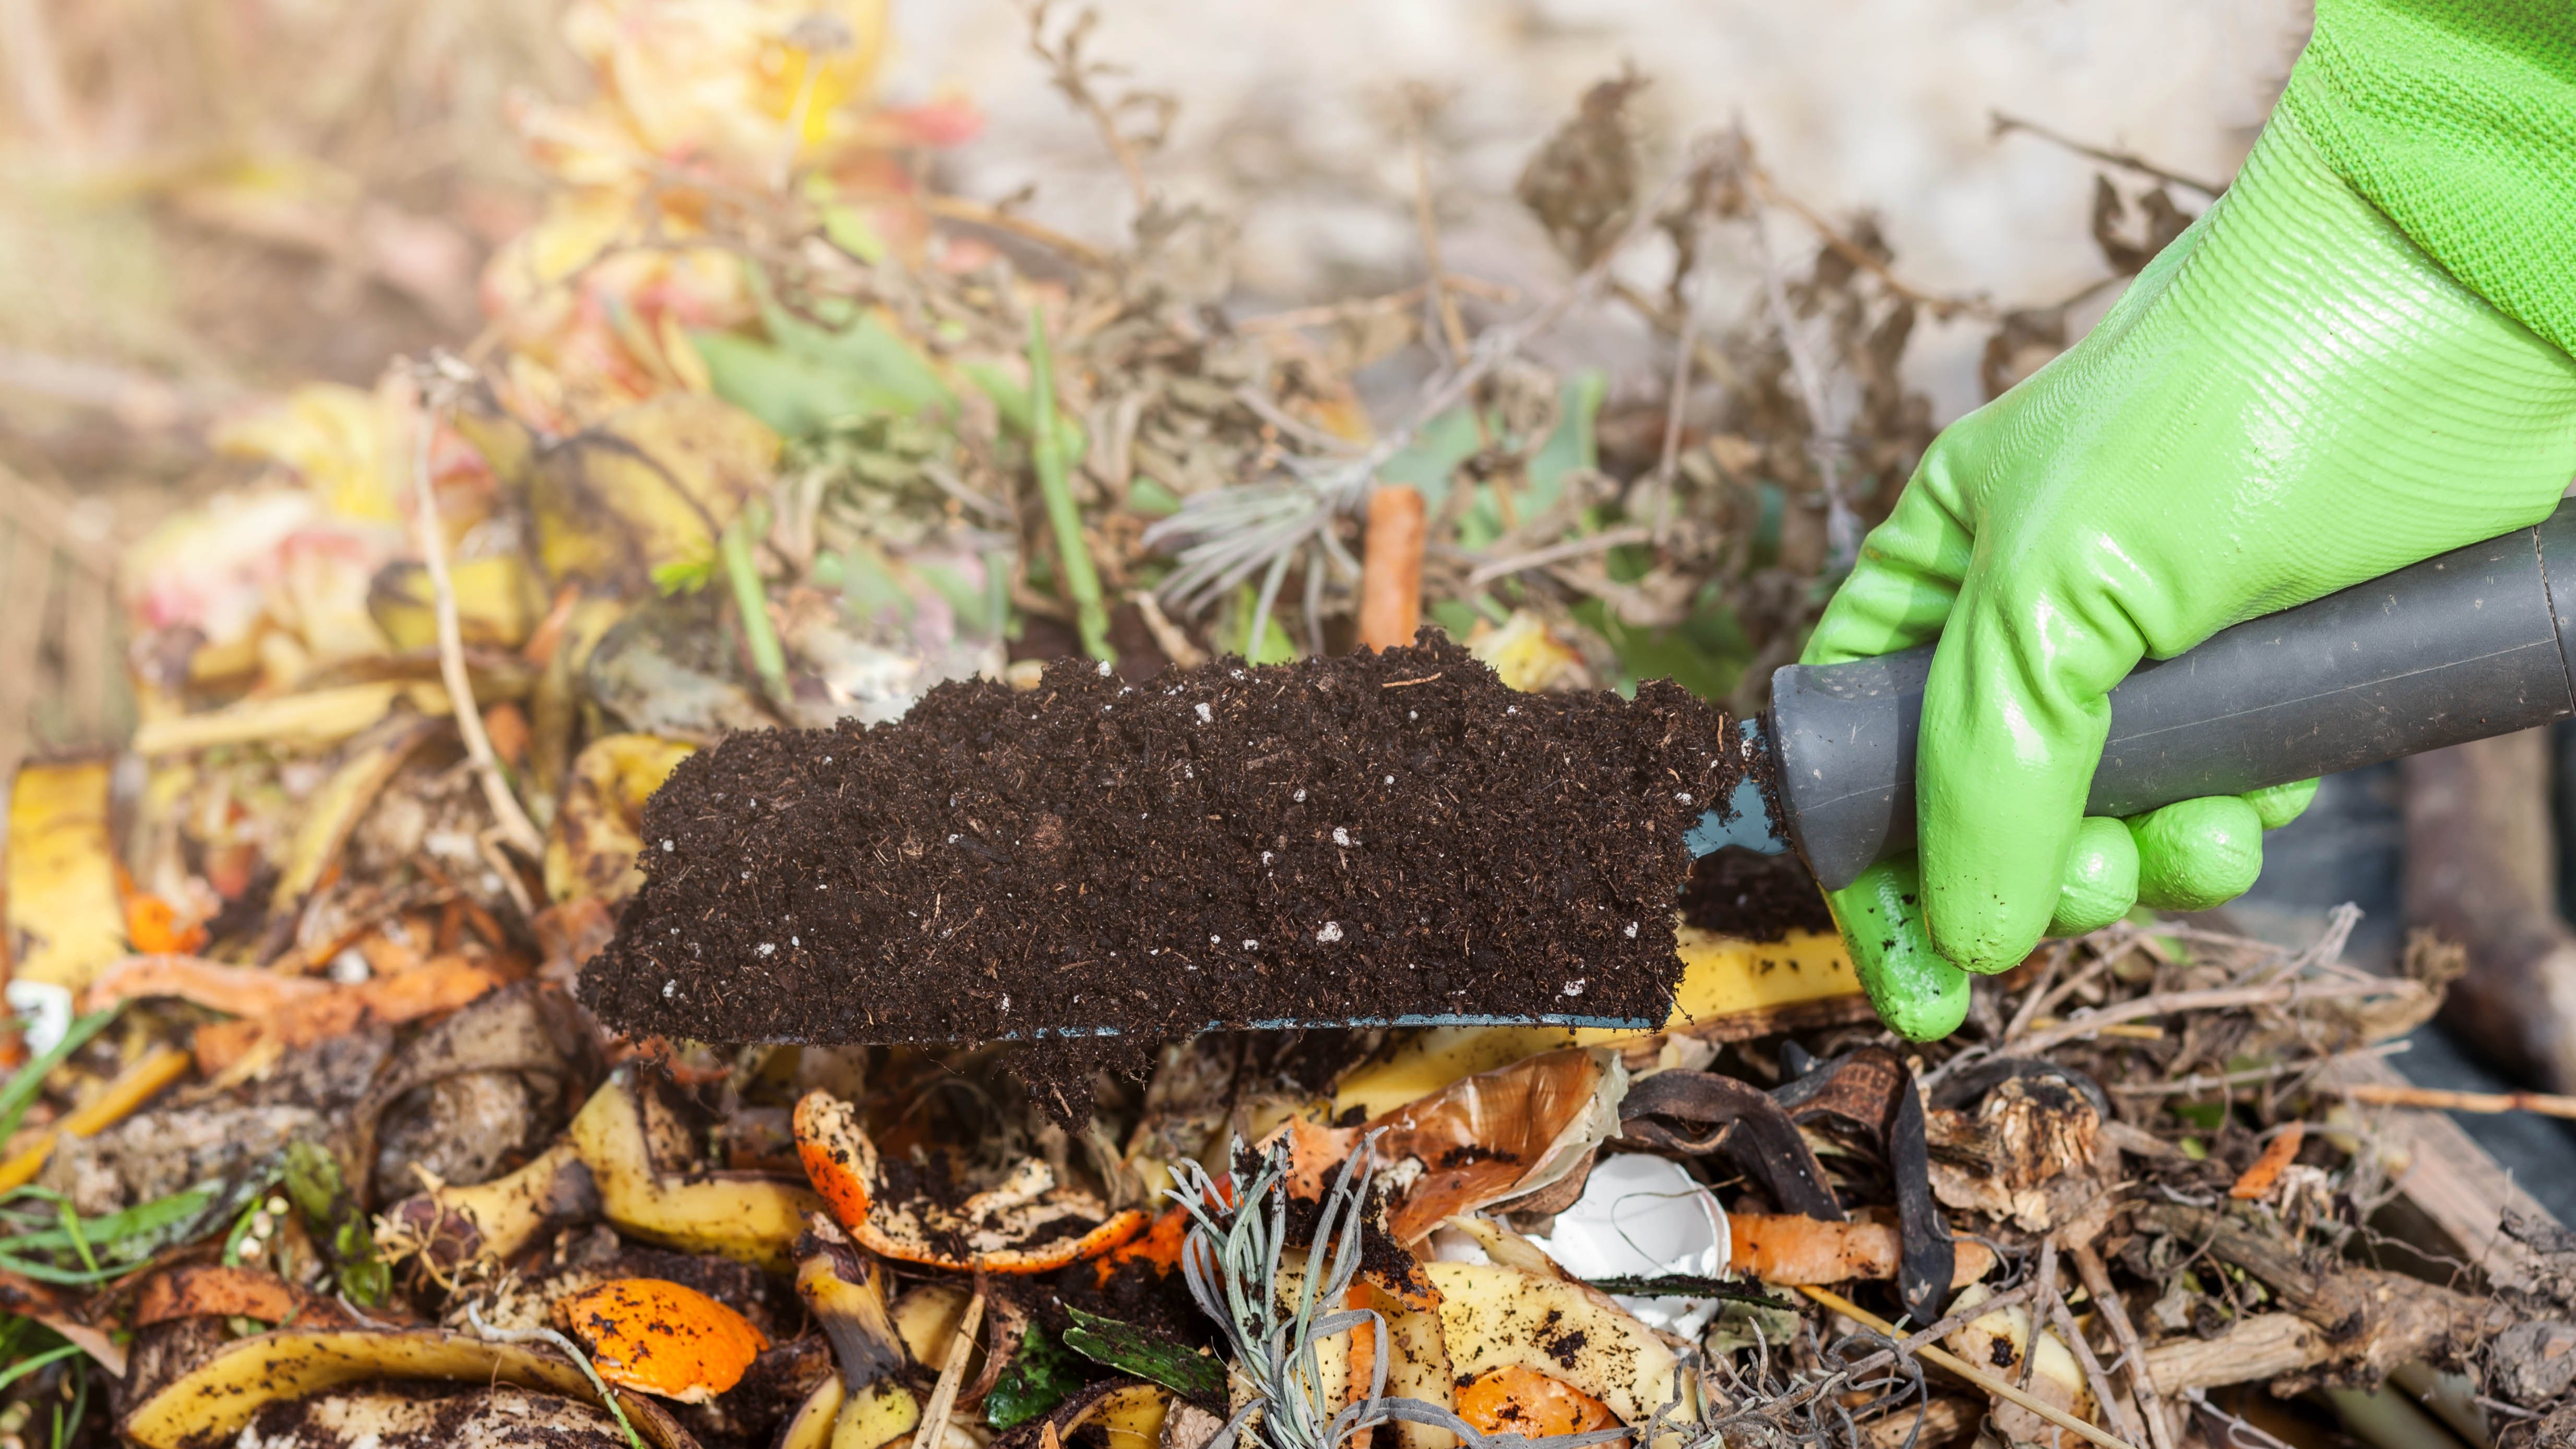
[792,1090,1145,1273]
[551,1276,769,1405]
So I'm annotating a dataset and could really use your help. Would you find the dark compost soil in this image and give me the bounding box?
[581,634,1757,1050]
[1677,847,1835,941]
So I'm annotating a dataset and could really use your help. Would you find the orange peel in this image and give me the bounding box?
[1456,1367,1616,1438]
[551,1277,769,1404]
[792,1090,1145,1273]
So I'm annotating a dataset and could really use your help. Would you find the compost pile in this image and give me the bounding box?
[1,3,2567,1448]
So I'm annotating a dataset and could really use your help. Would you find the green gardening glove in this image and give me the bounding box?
[1809,0,2576,1041]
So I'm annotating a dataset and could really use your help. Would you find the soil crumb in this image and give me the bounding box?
[1677,847,1834,941]
[583,634,1754,1048]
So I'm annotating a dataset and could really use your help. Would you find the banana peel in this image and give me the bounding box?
[545,733,697,905]
[129,680,454,756]
[265,710,450,937]
[1424,1261,1692,1443]
[118,1326,700,1449]
[5,759,126,991]
[514,393,780,594]
[570,1073,824,1271]
[1326,927,1864,1122]
[369,554,546,652]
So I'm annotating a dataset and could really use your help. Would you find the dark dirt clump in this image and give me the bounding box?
[585,634,1751,1054]
[1677,846,1834,941]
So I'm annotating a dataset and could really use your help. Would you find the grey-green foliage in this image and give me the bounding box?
[1166,1137,1635,1449]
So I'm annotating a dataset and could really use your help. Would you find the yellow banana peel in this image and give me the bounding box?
[5,760,127,991]
[544,733,696,905]
[518,393,779,593]
[368,554,545,653]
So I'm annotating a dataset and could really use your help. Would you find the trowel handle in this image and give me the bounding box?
[1770,499,2576,891]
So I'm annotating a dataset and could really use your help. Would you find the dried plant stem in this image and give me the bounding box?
[1748,169,1994,322]
[1027,306,1116,663]
[1988,112,2226,198]
[2049,1284,2142,1449]
[2340,1081,2576,1120]
[1357,486,1426,650]
[1467,525,1651,589]
[465,1302,648,1449]
[1236,278,1517,337]
[919,195,1110,268]
[2073,1246,2177,1449]
[1649,256,1702,543]
[2003,975,2415,1062]
[1403,88,1471,363]
[1800,1286,2141,1449]
[410,376,546,865]
[1747,205,1859,573]
[914,1290,985,1449]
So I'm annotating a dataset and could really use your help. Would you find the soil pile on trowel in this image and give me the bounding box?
[582,634,1754,1047]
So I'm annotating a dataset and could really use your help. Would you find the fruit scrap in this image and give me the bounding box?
[2230,1122,2307,1200]
[792,1089,1146,1272]
[570,1073,825,1271]
[1727,1213,1997,1288]
[117,1326,698,1449]
[1456,1366,1616,1438]
[552,1276,770,1404]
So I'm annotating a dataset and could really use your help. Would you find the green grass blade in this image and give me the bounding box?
[0,1008,120,1144]
[1027,306,1115,664]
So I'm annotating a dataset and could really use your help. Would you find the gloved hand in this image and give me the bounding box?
[1809,0,2576,1040]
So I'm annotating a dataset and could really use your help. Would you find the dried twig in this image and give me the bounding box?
[1402,85,1472,364]
[2339,1081,2576,1120]
[408,359,546,866]
[1988,112,2226,198]
[2073,1246,2177,1449]
[2049,1280,2143,1449]
[1994,975,2416,1065]
[1748,170,1994,323]
[1028,2,1170,213]
[1801,1285,2142,1449]
[1747,200,1861,574]
[914,1289,986,1449]
[1466,526,1652,589]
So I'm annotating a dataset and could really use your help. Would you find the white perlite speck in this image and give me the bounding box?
[1316,921,1344,943]
[663,980,676,998]
[1676,792,1693,804]
[661,839,674,852]
[1098,658,1113,676]
[1624,921,1639,938]
[1242,940,1259,950]
[1293,788,1306,802]
[757,942,776,956]
[1261,851,1274,865]
[1562,978,1587,997]
[1383,775,1394,785]
[1211,935,1222,944]
[1332,827,1352,846]
[1195,702,1213,724]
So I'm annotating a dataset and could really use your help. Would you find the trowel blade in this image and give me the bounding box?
[1684,715,1789,858]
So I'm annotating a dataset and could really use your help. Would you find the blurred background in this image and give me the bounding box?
[5,0,2569,1203]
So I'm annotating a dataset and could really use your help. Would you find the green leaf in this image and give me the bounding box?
[1126,476,1183,519]
[285,1141,388,1307]
[1569,592,1751,704]
[1375,369,1606,535]
[0,1008,120,1146]
[1060,1306,1225,1404]
[985,1322,1083,1429]
[691,271,955,440]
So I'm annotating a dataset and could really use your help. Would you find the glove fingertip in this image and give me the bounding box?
[2046,815,2139,937]
[1828,857,1971,1041]
[2243,777,2320,831]
[2131,796,2264,912]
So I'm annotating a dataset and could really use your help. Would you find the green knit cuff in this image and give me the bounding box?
[2280,0,2576,359]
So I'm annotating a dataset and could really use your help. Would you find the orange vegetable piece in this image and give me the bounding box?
[1095,1206,1191,1285]
[552,1277,769,1404]
[1456,1367,1616,1437]
[122,894,209,956]
[2229,1122,2307,1201]
[792,1092,874,1230]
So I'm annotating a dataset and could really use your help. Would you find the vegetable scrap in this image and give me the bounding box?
[0,1,2564,1447]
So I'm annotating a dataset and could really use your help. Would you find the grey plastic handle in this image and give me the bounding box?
[1771,500,2576,891]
